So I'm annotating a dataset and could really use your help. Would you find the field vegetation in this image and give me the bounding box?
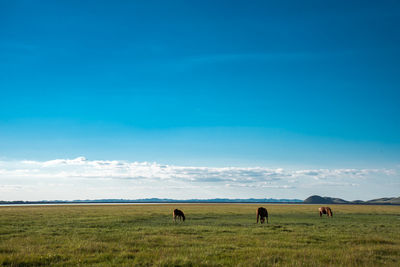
[0,204,399,266]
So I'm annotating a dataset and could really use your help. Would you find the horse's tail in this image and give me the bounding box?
[256,209,259,223]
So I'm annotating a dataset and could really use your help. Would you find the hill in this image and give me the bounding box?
[0,198,303,205]
[304,195,400,205]
[366,197,400,205]
[303,195,348,204]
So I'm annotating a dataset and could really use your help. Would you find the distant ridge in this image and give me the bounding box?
[0,198,302,205]
[367,197,400,205]
[304,195,400,205]
[2,196,399,205]
[304,195,348,204]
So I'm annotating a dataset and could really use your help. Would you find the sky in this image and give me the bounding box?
[0,0,399,201]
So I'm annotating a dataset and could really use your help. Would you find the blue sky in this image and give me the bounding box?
[0,1,399,200]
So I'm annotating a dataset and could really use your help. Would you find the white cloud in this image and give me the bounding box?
[292,168,393,180]
[0,158,292,183]
[0,157,398,201]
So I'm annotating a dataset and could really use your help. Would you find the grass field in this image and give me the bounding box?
[0,204,399,266]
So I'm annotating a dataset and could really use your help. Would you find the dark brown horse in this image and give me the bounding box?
[173,209,185,222]
[256,207,268,224]
[319,207,333,217]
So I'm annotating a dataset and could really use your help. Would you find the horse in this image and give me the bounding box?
[173,209,185,222]
[319,207,333,217]
[256,207,268,224]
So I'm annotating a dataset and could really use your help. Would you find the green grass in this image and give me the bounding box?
[0,204,399,266]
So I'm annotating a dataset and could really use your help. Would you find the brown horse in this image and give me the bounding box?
[173,209,185,222]
[319,207,333,217]
[256,207,268,224]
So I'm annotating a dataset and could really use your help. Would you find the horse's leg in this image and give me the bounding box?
[319,211,322,217]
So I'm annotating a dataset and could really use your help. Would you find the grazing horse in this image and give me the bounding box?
[173,209,185,222]
[319,207,333,217]
[256,207,268,224]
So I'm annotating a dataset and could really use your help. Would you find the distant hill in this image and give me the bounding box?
[2,196,399,205]
[304,195,400,205]
[0,198,302,205]
[304,195,348,204]
[366,197,400,205]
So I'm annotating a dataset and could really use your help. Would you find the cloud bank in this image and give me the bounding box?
[0,157,398,201]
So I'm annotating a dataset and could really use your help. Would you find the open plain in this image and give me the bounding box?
[0,204,399,266]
